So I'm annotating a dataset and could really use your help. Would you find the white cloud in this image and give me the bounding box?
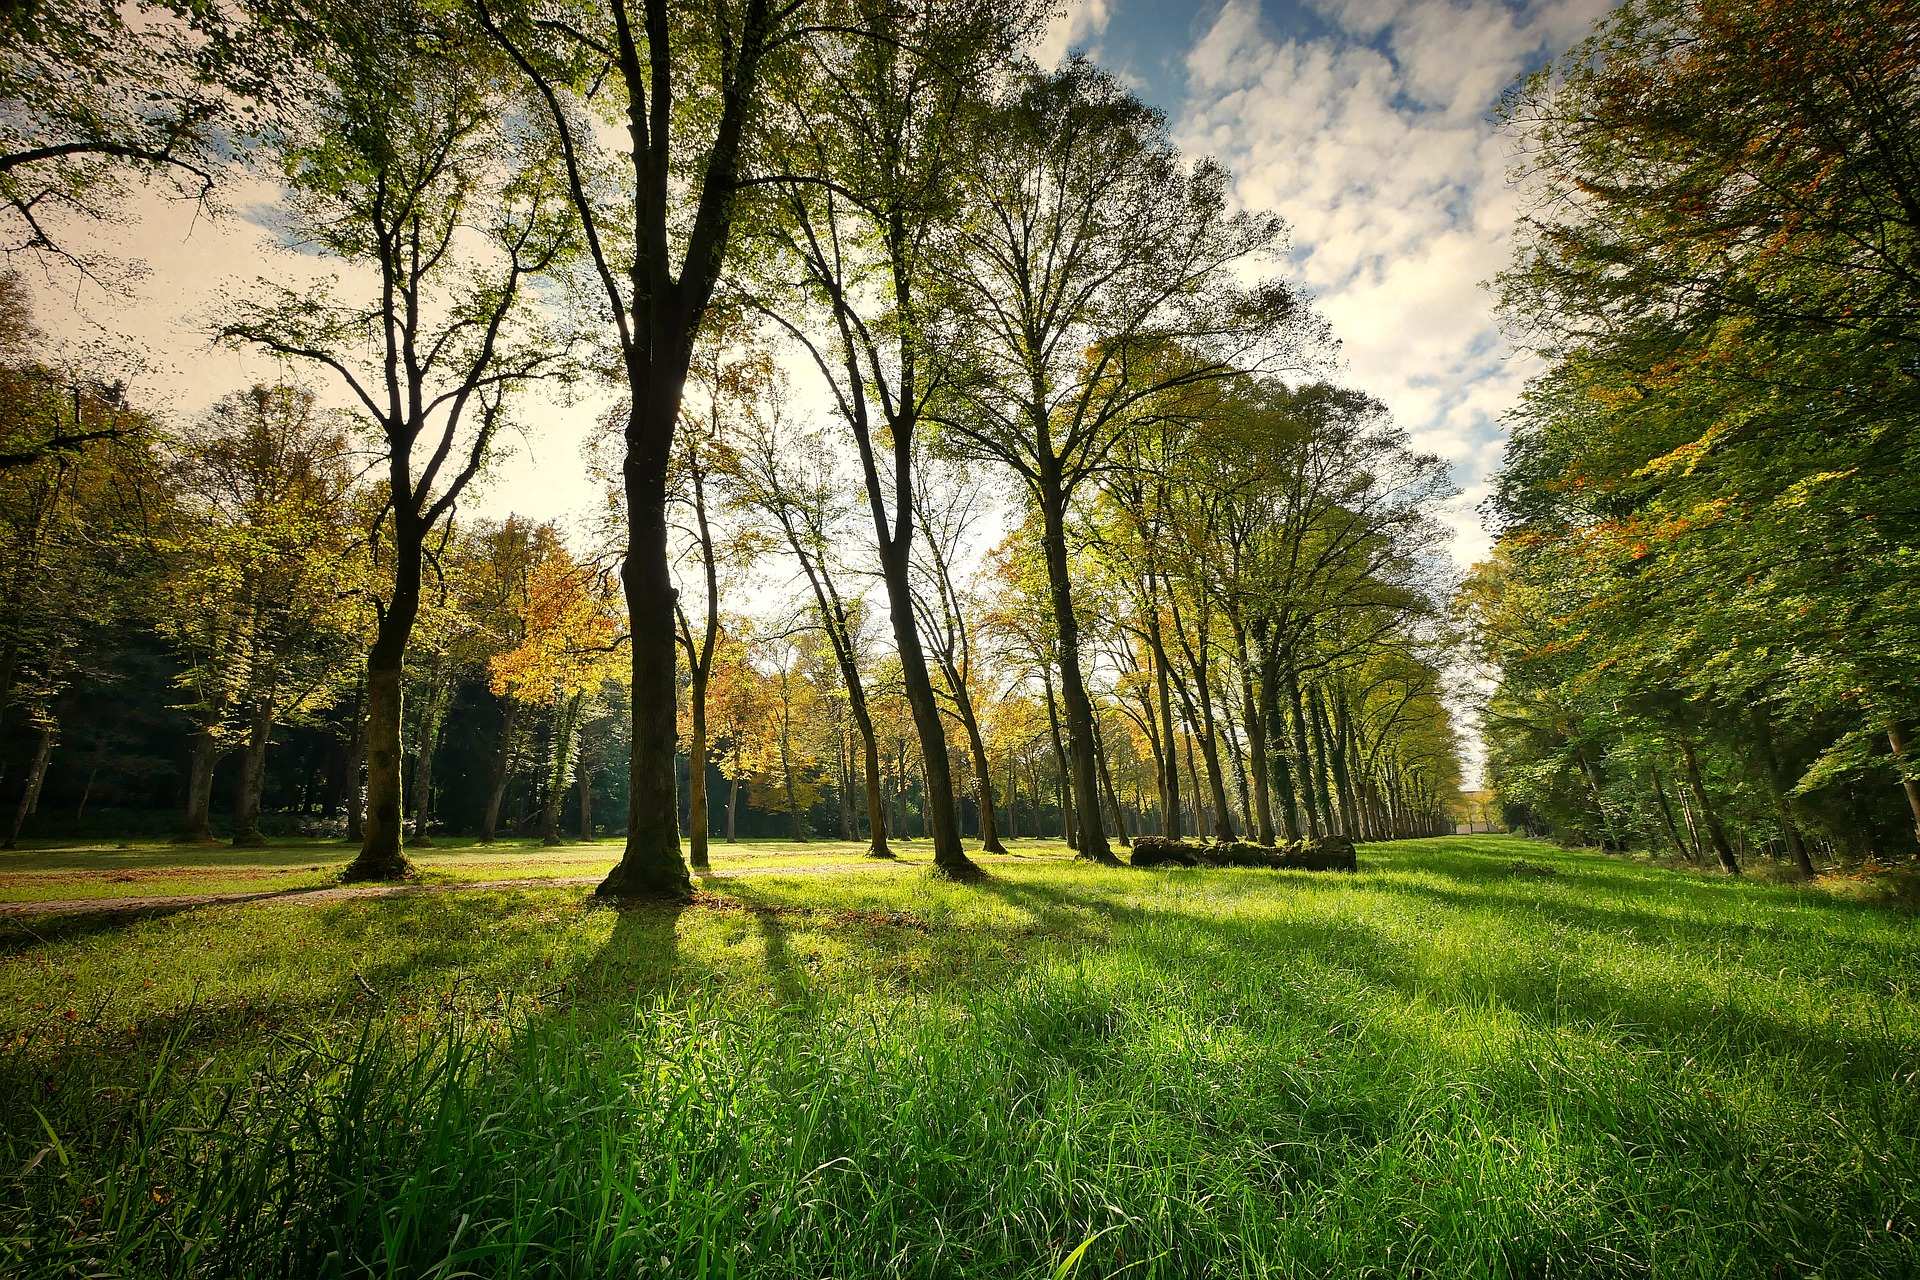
[1176,0,1611,574]
[1032,0,1114,67]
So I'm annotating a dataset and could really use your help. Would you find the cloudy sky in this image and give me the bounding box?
[1040,0,1616,565]
[32,0,1615,570]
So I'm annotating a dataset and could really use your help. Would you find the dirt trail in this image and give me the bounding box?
[0,858,936,919]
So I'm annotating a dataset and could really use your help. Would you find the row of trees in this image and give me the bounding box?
[1,0,1466,889]
[1466,0,1920,873]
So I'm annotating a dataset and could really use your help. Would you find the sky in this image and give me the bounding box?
[31,0,1614,571]
[1037,0,1616,568]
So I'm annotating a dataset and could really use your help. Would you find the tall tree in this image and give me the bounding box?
[223,4,570,879]
[933,61,1315,863]
[477,0,814,899]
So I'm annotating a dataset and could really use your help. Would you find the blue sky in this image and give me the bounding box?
[1037,0,1618,565]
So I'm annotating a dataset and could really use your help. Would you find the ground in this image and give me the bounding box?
[2,834,1915,1277]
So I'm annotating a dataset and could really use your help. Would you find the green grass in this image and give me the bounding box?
[2,835,1915,1277]
[0,834,1029,904]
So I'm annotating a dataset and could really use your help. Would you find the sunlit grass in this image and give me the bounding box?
[0,833,1059,904]
[3,835,1915,1277]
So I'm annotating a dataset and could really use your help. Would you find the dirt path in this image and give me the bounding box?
[0,858,940,919]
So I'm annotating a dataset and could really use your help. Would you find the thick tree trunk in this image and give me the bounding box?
[1237,632,1274,844]
[600,472,692,899]
[1678,738,1740,875]
[231,700,272,847]
[1037,483,1114,863]
[876,540,976,877]
[688,675,712,870]
[4,722,53,849]
[178,722,219,843]
[1147,614,1181,838]
[344,505,424,882]
[1889,723,1920,854]
[1257,647,1301,841]
[480,697,523,843]
[1042,669,1076,847]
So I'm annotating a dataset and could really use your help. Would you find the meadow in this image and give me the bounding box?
[2,834,1915,1278]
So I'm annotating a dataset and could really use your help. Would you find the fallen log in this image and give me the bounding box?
[1128,835,1357,872]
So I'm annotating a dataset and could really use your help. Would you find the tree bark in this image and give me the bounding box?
[1754,713,1815,877]
[953,684,1007,854]
[4,722,53,849]
[481,697,523,843]
[344,506,424,882]
[688,671,712,870]
[1036,479,1115,863]
[599,476,692,899]
[178,722,219,843]
[230,700,272,847]
[1678,737,1740,875]
[1285,664,1322,837]
[1889,722,1920,855]
[876,538,976,877]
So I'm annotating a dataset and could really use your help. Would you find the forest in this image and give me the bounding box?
[2,0,1917,1276]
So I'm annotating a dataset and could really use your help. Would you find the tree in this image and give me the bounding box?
[223,4,571,879]
[476,0,817,900]
[748,0,1047,880]
[932,61,1317,863]
[725,416,892,856]
[156,384,361,847]
[0,0,275,287]
[909,450,1008,853]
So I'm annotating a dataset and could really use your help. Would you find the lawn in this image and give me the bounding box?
[2,835,1915,1277]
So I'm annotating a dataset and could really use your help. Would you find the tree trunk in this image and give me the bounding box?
[1094,720,1129,847]
[1678,737,1740,874]
[178,722,219,843]
[1649,767,1689,859]
[954,685,1007,854]
[1754,713,1815,877]
[543,691,584,846]
[481,697,523,843]
[230,700,272,847]
[1285,664,1322,837]
[1042,669,1076,847]
[4,722,53,849]
[1037,480,1114,863]
[1237,631,1274,844]
[688,671,712,870]
[727,772,739,843]
[850,695,892,858]
[579,759,593,840]
[600,473,692,898]
[344,508,424,882]
[876,541,975,877]
[409,685,444,847]
[1889,723,1920,855]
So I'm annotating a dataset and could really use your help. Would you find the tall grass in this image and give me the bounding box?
[3,836,1916,1277]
